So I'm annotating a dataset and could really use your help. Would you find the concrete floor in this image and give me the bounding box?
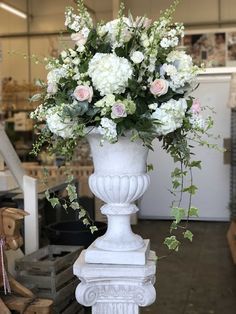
[133,220,236,314]
[84,220,236,314]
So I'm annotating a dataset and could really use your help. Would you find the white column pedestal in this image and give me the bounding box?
[73,250,157,314]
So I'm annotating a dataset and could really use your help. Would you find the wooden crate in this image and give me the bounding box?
[15,245,84,313]
[227,221,236,264]
[1,295,53,314]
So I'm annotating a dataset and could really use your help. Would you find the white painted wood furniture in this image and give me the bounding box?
[0,124,38,254]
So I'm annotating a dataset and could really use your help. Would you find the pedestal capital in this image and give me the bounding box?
[73,250,157,313]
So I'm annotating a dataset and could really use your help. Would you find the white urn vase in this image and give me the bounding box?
[85,129,151,265]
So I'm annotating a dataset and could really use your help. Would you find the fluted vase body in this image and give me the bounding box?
[87,130,150,252]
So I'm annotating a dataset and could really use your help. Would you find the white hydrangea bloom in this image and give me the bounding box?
[152,98,187,135]
[160,50,199,91]
[98,117,117,142]
[88,53,133,96]
[47,67,68,85]
[98,18,132,47]
[46,107,77,139]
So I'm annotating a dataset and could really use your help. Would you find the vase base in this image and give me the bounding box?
[84,239,150,265]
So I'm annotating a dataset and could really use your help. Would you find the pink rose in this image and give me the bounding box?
[111,102,127,119]
[150,79,169,96]
[191,99,201,114]
[73,85,93,103]
[71,32,87,47]
[47,83,57,95]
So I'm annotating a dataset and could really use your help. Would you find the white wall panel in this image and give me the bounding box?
[139,75,231,221]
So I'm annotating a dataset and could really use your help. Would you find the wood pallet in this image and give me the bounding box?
[227,221,236,263]
[15,245,84,313]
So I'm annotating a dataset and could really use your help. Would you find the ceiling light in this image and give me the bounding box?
[0,2,27,19]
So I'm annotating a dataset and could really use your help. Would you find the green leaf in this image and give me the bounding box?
[62,204,68,210]
[70,201,80,210]
[83,218,90,226]
[30,93,42,102]
[90,225,98,234]
[147,163,154,172]
[171,167,182,178]
[79,209,86,219]
[170,221,178,232]
[189,206,199,217]
[66,175,74,183]
[183,185,198,195]
[164,236,180,251]
[114,46,126,57]
[189,160,201,169]
[48,197,60,208]
[172,179,181,189]
[66,184,77,202]
[171,207,186,224]
[184,230,194,242]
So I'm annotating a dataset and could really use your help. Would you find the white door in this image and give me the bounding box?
[139,75,231,221]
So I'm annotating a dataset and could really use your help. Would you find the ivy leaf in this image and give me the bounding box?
[172,179,181,189]
[184,230,194,242]
[171,207,186,224]
[79,209,86,219]
[171,167,182,178]
[189,206,199,217]
[164,236,180,251]
[48,197,60,208]
[147,163,154,172]
[189,160,201,169]
[183,185,198,195]
[170,221,178,232]
[90,225,98,234]
[70,201,80,210]
[66,175,74,183]
[66,184,77,202]
[83,218,90,226]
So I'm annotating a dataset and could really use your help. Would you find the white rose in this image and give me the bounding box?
[61,51,67,59]
[130,51,144,64]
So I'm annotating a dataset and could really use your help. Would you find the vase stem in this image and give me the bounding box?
[95,204,144,251]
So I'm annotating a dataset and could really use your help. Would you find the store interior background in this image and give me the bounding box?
[0,0,234,221]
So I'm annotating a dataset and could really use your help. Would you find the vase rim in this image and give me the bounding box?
[85,126,138,140]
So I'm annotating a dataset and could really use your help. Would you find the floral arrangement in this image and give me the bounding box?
[31,0,214,251]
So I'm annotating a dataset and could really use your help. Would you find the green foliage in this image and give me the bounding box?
[184,230,193,242]
[147,163,154,172]
[66,184,77,202]
[164,236,180,251]
[171,207,185,224]
[189,206,199,217]
[183,185,198,195]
